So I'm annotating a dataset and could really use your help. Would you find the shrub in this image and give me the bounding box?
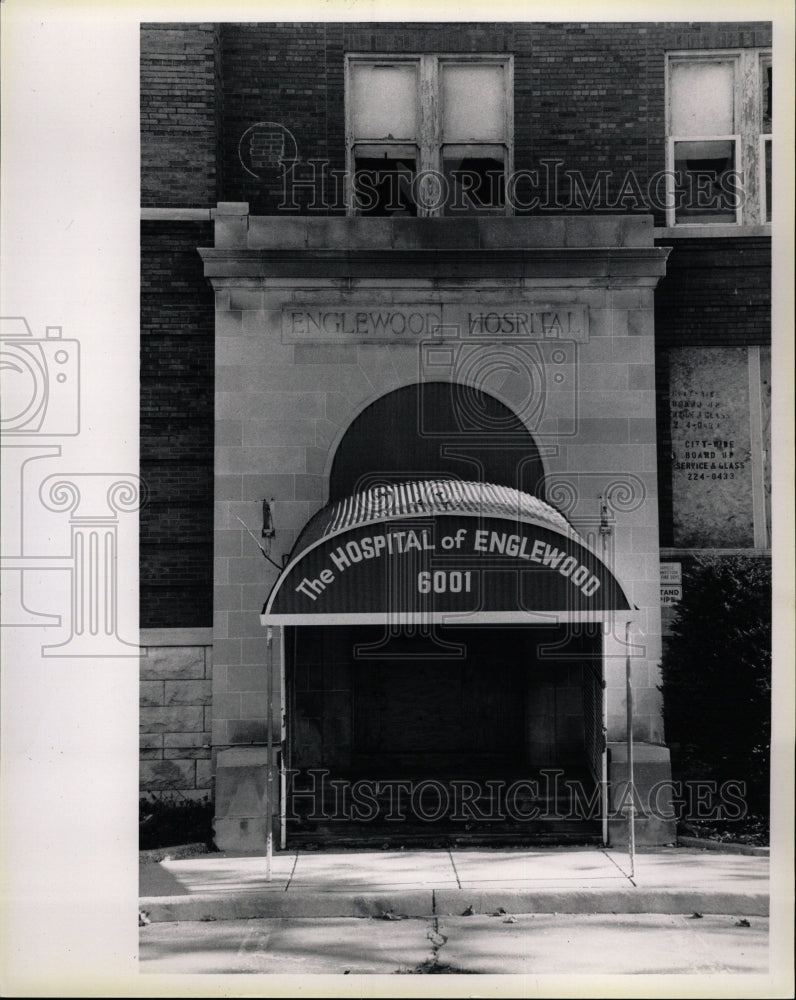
[660,555,771,817]
[139,793,214,850]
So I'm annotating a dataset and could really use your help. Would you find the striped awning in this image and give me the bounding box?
[262,479,634,624]
[291,480,579,557]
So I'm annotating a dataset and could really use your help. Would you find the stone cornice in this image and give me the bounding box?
[199,210,671,282]
[198,246,670,281]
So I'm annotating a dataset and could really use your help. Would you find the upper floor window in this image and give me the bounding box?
[346,54,513,217]
[665,50,772,227]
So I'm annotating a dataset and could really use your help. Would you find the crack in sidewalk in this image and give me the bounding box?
[447,847,462,888]
[283,851,300,892]
[601,849,637,887]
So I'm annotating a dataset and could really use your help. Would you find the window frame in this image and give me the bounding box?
[664,49,772,229]
[758,52,772,224]
[345,52,514,217]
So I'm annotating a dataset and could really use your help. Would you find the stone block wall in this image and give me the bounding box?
[205,212,668,751]
[139,629,213,799]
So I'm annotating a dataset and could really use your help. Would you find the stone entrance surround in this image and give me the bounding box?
[197,207,673,849]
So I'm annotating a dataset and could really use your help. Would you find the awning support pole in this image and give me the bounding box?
[279,626,287,851]
[601,670,609,847]
[265,625,274,881]
[600,500,611,848]
[625,619,636,879]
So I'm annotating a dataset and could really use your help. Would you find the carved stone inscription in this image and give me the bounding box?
[669,347,753,548]
[282,304,589,343]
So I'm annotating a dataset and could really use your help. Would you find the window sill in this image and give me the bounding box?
[659,548,771,558]
[654,223,771,239]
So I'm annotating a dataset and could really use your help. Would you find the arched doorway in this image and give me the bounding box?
[329,381,547,502]
[267,384,624,845]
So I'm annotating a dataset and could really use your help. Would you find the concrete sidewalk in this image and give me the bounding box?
[140,846,769,921]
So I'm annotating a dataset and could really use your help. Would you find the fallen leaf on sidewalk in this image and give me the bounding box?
[734,919,751,927]
[427,929,447,948]
[138,910,150,927]
[461,905,474,916]
[491,907,507,916]
[381,910,407,921]
[689,912,703,919]
[503,915,517,924]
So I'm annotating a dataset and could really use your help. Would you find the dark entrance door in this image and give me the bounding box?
[287,624,603,844]
[352,631,526,776]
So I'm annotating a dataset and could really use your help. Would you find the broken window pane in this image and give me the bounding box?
[670,61,734,136]
[441,63,505,142]
[350,63,417,140]
[442,144,505,214]
[761,59,772,133]
[673,139,737,223]
[764,138,772,222]
[353,147,417,216]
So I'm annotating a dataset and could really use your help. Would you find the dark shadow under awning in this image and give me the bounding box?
[261,480,635,625]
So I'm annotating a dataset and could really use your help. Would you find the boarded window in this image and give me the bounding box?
[670,60,735,135]
[347,55,512,217]
[349,63,417,140]
[666,50,771,226]
[441,63,506,142]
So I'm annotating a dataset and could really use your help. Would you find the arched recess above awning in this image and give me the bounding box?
[261,480,634,625]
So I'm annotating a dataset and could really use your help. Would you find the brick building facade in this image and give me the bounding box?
[139,21,771,849]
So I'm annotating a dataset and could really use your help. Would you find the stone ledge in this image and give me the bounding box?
[213,210,659,252]
[200,246,670,282]
[676,835,769,857]
[141,207,212,221]
[246,214,653,250]
[140,628,213,647]
[654,224,771,240]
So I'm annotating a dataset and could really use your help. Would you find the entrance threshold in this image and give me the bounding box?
[285,766,603,851]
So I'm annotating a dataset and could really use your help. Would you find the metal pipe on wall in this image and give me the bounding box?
[265,625,274,880]
[279,626,287,851]
[625,619,636,879]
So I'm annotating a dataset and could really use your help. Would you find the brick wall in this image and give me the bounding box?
[140,21,771,216]
[140,221,215,627]
[141,22,222,206]
[654,238,771,347]
[139,631,213,798]
[209,20,771,219]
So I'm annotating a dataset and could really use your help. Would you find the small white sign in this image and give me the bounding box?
[660,562,682,586]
